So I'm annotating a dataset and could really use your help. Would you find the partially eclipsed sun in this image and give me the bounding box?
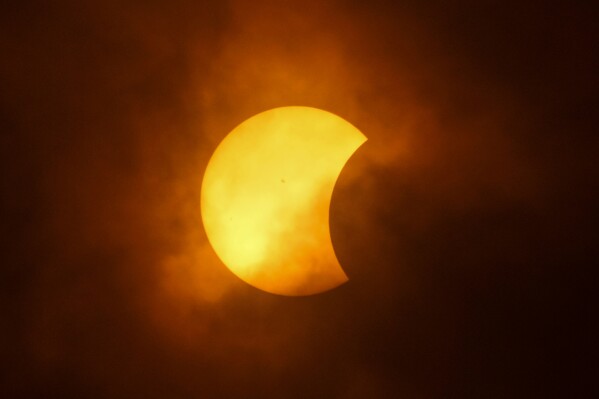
[201,106,367,296]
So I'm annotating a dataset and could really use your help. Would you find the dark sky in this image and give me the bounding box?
[1,1,596,398]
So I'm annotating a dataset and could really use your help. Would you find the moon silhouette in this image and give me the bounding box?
[201,106,367,296]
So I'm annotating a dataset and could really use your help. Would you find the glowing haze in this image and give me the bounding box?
[2,0,593,397]
[201,106,367,295]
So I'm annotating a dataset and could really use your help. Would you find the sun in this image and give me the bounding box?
[201,106,367,296]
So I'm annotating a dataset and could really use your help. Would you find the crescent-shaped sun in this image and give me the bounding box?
[201,106,367,296]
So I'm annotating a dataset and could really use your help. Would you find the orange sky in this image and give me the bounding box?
[1,1,596,397]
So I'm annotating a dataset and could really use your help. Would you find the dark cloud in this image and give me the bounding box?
[1,0,595,398]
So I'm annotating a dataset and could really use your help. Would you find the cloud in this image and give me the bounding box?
[1,0,594,397]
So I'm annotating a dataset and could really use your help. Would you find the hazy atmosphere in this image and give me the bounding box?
[1,1,595,397]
